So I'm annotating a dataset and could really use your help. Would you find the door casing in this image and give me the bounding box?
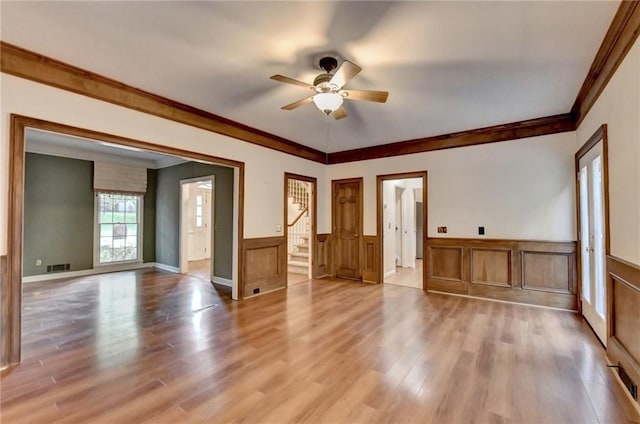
[376,171,428,288]
[575,124,610,344]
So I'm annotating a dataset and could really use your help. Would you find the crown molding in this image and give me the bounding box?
[327,114,575,164]
[0,41,327,164]
[571,1,640,126]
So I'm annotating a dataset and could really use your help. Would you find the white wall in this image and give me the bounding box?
[326,132,577,241]
[382,180,396,276]
[576,36,640,265]
[0,74,328,255]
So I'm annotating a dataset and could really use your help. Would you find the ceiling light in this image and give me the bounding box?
[312,92,343,115]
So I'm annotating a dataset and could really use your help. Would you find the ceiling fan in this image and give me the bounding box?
[270,56,389,120]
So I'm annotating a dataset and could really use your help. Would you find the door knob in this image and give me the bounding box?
[354,234,359,237]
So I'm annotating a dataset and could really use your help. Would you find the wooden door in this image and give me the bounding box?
[332,178,362,279]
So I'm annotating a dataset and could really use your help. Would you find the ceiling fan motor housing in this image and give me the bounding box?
[318,56,338,73]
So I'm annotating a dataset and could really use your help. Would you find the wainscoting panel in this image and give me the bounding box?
[242,237,286,298]
[607,255,640,409]
[471,248,511,287]
[427,238,577,309]
[315,233,333,278]
[522,251,573,293]
[362,236,379,283]
[428,246,463,281]
[1,255,8,368]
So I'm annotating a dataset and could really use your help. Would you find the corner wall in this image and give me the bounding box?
[577,36,640,265]
[327,131,577,241]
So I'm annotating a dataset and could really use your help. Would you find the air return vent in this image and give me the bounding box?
[618,364,638,401]
[47,263,70,273]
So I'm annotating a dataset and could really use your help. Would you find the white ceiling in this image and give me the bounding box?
[26,129,187,169]
[1,1,619,153]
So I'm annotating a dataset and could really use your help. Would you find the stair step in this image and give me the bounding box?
[288,260,308,267]
[290,252,309,259]
[297,243,309,249]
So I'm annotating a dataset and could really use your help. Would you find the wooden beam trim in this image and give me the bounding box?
[572,2,640,126]
[328,114,575,164]
[0,41,327,164]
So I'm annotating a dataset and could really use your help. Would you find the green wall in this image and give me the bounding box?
[23,153,157,276]
[24,153,95,276]
[143,169,157,263]
[156,162,234,279]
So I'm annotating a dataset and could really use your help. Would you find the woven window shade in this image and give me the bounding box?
[93,162,147,194]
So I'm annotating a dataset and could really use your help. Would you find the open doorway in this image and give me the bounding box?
[4,115,244,367]
[377,172,427,290]
[284,173,317,286]
[180,177,214,282]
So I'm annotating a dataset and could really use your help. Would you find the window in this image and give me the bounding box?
[96,193,142,264]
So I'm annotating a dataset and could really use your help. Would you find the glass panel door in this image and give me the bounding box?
[578,141,606,345]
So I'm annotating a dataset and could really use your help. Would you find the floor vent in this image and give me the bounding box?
[619,363,638,400]
[47,263,70,273]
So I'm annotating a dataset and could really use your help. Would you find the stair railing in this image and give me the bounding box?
[288,206,308,257]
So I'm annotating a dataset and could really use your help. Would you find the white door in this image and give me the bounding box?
[192,186,212,261]
[578,141,607,345]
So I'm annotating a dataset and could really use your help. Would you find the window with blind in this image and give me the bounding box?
[96,192,143,264]
[93,162,146,265]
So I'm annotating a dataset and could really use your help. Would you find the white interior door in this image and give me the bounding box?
[579,141,607,345]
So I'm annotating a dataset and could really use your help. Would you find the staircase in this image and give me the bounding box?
[287,180,310,276]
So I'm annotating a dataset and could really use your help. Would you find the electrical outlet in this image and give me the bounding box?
[276,224,282,232]
[437,226,447,234]
[35,259,42,266]
[479,226,485,235]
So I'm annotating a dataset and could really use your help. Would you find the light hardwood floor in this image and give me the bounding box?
[384,260,423,289]
[1,269,639,423]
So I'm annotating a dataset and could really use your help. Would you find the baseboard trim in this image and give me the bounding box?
[606,357,640,415]
[212,276,232,287]
[428,290,577,313]
[23,262,154,283]
[153,263,181,273]
[384,269,396,279]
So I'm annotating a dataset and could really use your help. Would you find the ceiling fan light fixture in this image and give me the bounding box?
[313,92,343,115]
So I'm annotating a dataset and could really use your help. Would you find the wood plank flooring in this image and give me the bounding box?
[1,269,639,423]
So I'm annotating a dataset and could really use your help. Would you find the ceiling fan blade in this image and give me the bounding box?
[281,96,314,111]
[333,105,348,120]
[342,89,389,103]
[329,60,362,88]
[270,75,314,89]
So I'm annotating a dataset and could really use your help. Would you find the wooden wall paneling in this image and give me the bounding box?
[315,234,333,278]
[427,238,578,309]
[362,236,380,284]
[470,248,512,287]
[607,255,640,408]
[469,284,579,310]
[0,255,8,369]
[522,251,573,294]
[242,237,287,298]
[0,42,326,164]
[572,2,640,125]
[427,245,468,294]
[428,246,463,281]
